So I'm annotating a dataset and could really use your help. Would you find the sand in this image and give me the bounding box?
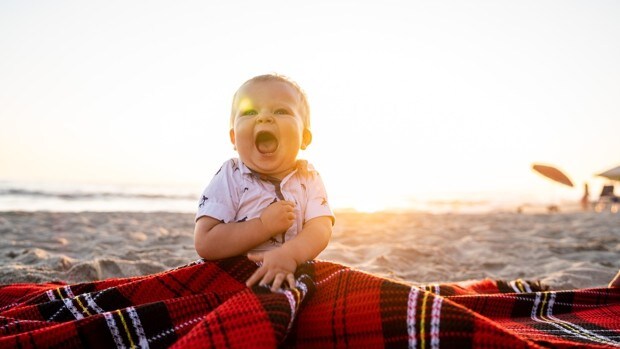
[1,210,619,290]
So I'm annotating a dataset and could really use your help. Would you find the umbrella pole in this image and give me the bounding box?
[547,186,560,213]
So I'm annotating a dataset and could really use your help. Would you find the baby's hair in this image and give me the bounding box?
[230,73,311,130]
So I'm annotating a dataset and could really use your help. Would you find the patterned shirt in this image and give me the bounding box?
[196,158,335,254]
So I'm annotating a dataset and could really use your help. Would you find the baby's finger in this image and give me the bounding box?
[286,273,296,289]
[246,267,266,288]
[247,252,264,263]
[281,201,296,208]
[271,273,285,292]
[260,270,276,288]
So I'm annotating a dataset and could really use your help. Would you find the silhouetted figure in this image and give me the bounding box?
[580,183,589,211]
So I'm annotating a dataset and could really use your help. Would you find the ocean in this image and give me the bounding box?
[0,180,200,213]
[0,180,573,214]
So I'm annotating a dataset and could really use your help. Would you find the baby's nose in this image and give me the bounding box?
[256,113,274,123]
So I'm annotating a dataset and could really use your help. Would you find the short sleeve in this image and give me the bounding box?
[304,171,335,225]
[195,159,240,223]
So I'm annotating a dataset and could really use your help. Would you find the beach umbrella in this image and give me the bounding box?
[596,165,620,182]
[532,164,574,187]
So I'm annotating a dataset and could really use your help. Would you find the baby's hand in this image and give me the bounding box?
[259,200,295,236]
[246,248,297,291]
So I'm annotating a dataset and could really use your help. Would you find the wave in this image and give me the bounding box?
[0,188,196,201]
[0,181,200,212]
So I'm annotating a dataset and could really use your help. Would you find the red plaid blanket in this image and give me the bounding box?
[1,257,618,348]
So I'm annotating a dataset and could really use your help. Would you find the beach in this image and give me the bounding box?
[1,210,618,290]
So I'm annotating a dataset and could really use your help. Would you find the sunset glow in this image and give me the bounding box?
[1,1,619,212]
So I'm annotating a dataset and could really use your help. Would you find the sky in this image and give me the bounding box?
[1,1,619,211]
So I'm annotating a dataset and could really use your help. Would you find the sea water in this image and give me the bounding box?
[0,180,571,214]
[0,180,200,213]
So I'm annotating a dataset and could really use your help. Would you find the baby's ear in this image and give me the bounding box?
[229,129,237,150]
[301,129,312,150]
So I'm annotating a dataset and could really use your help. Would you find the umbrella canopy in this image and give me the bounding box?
[532,164,574,187]
[597,165,620,181]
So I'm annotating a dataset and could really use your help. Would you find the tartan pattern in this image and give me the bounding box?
[0,257,618,348]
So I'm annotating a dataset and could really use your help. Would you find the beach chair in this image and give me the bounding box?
[594,184,619,213]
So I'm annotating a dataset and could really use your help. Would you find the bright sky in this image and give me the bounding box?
[1,1,619,211]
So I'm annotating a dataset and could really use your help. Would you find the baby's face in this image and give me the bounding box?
[230,80,311,179]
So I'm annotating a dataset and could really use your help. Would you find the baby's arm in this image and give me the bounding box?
[194,200,295,260]
[245,215,332,291]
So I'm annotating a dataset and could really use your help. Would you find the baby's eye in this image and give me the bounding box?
[241,109,257,116]
[274,108,291,115]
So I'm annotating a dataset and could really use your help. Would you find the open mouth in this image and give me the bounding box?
[255,131,279,154]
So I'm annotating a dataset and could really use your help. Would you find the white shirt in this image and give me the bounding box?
[196,158,335,254]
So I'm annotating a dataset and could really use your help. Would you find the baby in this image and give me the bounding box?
[194,74,335,291]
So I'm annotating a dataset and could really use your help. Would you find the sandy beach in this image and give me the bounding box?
[1,210,618,290]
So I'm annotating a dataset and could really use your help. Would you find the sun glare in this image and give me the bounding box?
[1,2,619,213]
[335,196,388,213]
[326,186,409,213]
[350,201,387,213]
[237,98,253,114]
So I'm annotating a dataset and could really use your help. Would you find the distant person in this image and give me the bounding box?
[581,183,590,211]
[194,74,335,291]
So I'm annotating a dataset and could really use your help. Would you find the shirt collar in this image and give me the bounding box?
[238,159,313,182]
